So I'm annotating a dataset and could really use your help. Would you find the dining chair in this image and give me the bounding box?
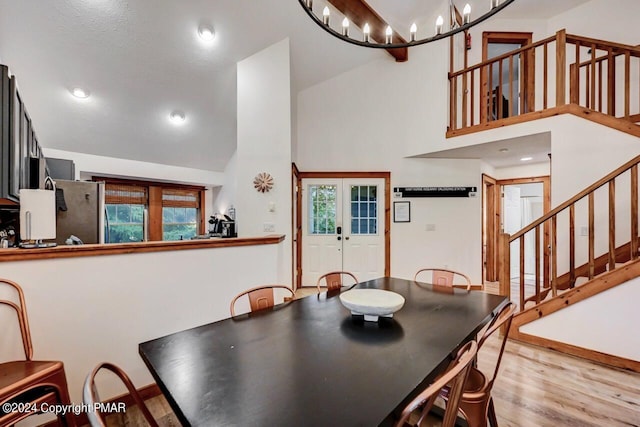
[230,285,295,316]
[83,362,159,427]
[393,340,478,427]
[0,278,77,427]
[442,302,516,427]
[316,271,359,293]
[414,268,472,290]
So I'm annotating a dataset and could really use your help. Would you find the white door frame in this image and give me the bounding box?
[294,170,391,289]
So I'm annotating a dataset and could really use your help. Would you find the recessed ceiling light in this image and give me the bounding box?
[198,24,215,42]
[520,156,533,162]
[71,87,89,99]
[498,148,509,153]
[169,110,186,125]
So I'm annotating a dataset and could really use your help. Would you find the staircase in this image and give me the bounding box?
[449,31,640,371]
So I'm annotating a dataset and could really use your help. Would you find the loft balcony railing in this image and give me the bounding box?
[448,30,640,135]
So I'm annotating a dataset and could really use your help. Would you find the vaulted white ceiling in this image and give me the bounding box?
[0,0,589,173]
[0,0,383,171]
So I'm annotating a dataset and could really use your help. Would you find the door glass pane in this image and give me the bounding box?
[350,185,377,235]
[309,185,337,234]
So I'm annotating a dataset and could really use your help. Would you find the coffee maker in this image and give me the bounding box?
[221,219,236,238]
[208,215,222,236]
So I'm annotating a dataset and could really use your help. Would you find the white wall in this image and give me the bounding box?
[0,242,284,421]
[520,277,640,360]
[548,0,639,45]
[236,39,292,284]
[296,49,484,281]
[212,150,237,220]
[43,147,223,235]
[43,148,223,186]
[492,162,550,180]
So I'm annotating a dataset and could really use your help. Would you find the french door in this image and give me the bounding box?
[301,178,385,287]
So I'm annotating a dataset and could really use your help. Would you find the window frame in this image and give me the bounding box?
[94,176,205,242]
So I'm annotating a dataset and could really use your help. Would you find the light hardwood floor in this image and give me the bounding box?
[86,289,640,427]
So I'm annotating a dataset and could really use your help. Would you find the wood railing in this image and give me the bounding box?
[499,154,640,309]
[448,30,640,133]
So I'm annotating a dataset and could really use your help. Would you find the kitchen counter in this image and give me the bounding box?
[0,234,285,262]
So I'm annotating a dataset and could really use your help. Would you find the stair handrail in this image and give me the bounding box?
[565,34,640,56]
[448,34,556,79]
[509,152,640,243]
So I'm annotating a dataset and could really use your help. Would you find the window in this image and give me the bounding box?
[308,184,337,235]
[100,178,204,243]
[350,185,377,235]
[104,184,147,243]
[162,189,200,241]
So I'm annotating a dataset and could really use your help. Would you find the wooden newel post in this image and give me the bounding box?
[498,233,511,299]
[556,29,567,107]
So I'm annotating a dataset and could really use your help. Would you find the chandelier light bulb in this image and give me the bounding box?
[463,4,471,24]
[363,23,370,42]
[322,6,330,25]
[410,23,417,42]
[385,25,393,44]
[342,17,349,36]
[435,16,444,35]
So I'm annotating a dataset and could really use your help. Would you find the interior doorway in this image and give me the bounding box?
[481,32,534,122]
[483,175,550,292]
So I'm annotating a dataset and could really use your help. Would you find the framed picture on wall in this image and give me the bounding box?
[393,201,410,223]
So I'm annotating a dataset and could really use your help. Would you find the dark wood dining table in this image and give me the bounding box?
[139,277,506,427]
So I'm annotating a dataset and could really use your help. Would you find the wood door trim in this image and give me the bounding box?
[292,163,302,289]
[481,32,534,123]
[296,171,391,283]
[482,174,498,283]
[496,175,551,286]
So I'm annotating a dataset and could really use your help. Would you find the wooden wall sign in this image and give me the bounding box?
[393,187,477,198]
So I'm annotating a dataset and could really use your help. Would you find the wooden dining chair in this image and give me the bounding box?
[442,302,516,427]
[393,340,478,427]
[414,268,472,290]
[230,285,295,316]
[83,362,159,427]
[316,271,359,293]
[0,278,77,427]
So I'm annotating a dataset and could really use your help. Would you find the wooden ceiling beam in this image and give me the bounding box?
[327,0,409,62]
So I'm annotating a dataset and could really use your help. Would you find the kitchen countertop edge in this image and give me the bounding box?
[0,234,286,262]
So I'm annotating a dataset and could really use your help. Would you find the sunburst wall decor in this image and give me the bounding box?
[253,172,274,193]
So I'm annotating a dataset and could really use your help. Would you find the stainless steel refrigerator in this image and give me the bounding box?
[54,180,105,245]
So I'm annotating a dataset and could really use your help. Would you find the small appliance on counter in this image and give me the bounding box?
[208,215,222,236]
[221,218,236,238]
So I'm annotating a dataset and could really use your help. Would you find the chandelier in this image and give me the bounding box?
[298,0,516,50]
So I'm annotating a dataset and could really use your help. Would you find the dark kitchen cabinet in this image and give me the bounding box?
[1,65,44,205]
[0,65,19,204]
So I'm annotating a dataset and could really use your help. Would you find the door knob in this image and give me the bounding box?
[345,237,350,240]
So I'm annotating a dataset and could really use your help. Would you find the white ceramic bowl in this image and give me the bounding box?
[339,289,405,322]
